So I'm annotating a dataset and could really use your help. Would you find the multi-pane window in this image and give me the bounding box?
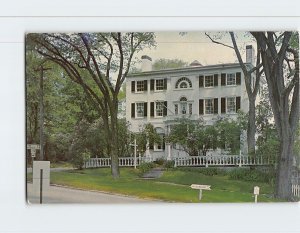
[155,79,164,90]
[227,97,236,113]
[205,99,214,114]
[180,97,187,115]
[175,77,192,89]
[205,75,214,87]
[189,103,192,115]
[136,81,145,92]
[179,82,188,88]
[155,101,164,117]
[136,103,144,117]
[226,73,236,86]
[174,104,178,115]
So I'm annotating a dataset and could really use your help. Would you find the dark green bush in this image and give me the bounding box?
[228,168,275,184]
[163,160,175,170]
[139,162,155,174]
[155,158,165,166]
[177,167,226,176]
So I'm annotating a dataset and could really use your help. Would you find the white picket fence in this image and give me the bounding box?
[173,155,271,167]
[292,184,300,198]
[85,155,272,168]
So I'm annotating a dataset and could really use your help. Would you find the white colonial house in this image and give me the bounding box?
[126,45,256,161]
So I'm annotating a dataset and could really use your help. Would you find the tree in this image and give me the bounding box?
[27,33,156,178]
[152,58,188,70]
[205,32,264,156]
[250,32,299,200]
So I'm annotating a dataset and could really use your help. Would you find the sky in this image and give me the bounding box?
[134,31,256,67]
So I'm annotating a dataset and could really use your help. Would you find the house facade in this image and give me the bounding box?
[126,46,255,160]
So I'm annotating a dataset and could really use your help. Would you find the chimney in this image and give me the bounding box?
[141,55,152,72]
[246,45,255,65]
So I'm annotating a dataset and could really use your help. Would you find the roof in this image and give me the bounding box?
[128,62,253,78]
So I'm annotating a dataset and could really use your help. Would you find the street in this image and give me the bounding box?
[27,183,158,204]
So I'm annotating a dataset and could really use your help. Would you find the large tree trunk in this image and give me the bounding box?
[247,96,256,156]
[275,128,294,200]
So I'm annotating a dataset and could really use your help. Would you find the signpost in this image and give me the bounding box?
[190,184,211,201]
[254,186,260,203]
[27,144,41,157]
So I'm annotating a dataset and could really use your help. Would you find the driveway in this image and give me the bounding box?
[26,183,158,204]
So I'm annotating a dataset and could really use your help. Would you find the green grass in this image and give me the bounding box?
[27,167,281,203]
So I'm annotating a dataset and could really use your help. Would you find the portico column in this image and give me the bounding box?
[167,143,171,160]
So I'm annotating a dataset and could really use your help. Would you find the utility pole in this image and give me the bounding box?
[35,65,51,161]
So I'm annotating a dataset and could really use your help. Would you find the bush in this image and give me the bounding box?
[69,151,91,170]
[177,167,226,176]
[227,168,275,184]
[139,162,155,174]
[163,160,175,170]
[154,158,165,166]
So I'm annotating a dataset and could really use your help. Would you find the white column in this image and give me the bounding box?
[167,143,171,160]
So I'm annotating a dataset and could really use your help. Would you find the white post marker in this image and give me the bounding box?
[32,161,50,204]
[254,186,260,203]
[190,184,211,201]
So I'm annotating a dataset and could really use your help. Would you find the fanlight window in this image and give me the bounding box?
[175,77,192,89]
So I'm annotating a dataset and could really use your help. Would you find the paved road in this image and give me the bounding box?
[27,183,158,204]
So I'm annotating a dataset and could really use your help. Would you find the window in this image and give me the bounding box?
[155,101,164,117]
[136,81,145,92]
[175,77,192,89]
[136,103,144,117]
[205,99,214,114]
[174,104,178,115]
[227,97,236,113]
[226,73,236,86]
[155,79,164,91]
[205,75,214,87]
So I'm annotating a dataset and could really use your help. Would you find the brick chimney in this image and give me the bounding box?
[141,55,152,72]
[246,45,255,65]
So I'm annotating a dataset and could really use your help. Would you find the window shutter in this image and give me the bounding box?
[214,98,218,114]
[199,99,204,115]
[163,101,168,116]
[214,74,218,86]
[221,73,226,86]
[221,98,226,113]
[162,136,165,150]
[236,96,241,112]
[131,103,135,118]
[131,81,135,92]
[150,79,155,91]
[144,80,148,91]
[199,75,204,88]
[164,78,167,90]
[150,102,154,117]
[144,102,147,117]
[236,72,241,85]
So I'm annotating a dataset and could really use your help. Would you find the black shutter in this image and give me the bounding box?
[144,102,147,117]
[214,98,218,114]
[144,80,148,91]
[150,79,155,90]
[163,101,168,116]
[164,78,167,90]
[162,136,165,150]
[199,99,204,115]
[221,98,226,114]
[236,72,241,85]
[150,102,154,117]
[221,73,226,86]
[236,96,241,112]
[214,74,218,86]
[131,81,135,92]
[199,75,204,88]
[149,140,154,150]
[131,103,135,118]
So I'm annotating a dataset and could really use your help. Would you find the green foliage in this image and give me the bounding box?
[69,150,91,170]
[167,117,241,156]
[227,168,275,184]
[138,162,155,174]
[152,58,188,71]
[177,167,226,176]
[163,160,175,170]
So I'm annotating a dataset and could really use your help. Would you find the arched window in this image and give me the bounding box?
[175,77,192,89]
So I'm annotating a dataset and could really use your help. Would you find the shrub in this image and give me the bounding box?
[176,167,226,176]
[139,162,155,174]
[163,160,175,170]
[155,158,165,166]
[227,168,275,184]
[69,151,91,170]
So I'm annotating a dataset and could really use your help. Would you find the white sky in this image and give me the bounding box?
[135,31,256,67]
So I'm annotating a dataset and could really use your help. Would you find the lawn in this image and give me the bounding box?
[27,167,280,203]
